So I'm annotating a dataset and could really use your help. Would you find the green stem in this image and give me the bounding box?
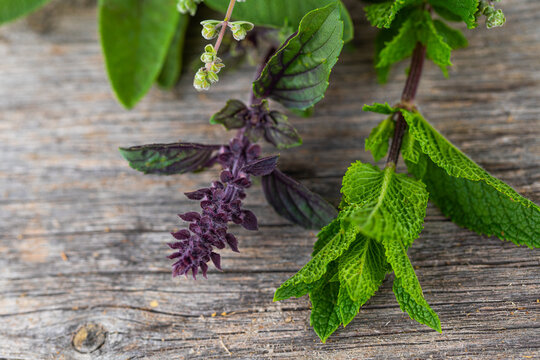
[214,0,237,53]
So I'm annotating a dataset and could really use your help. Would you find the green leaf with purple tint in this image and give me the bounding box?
[262,169,337,229]
[119,142,220,175]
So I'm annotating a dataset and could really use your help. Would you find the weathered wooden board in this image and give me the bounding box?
[0,1,538,359]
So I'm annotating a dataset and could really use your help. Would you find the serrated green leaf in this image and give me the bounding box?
[401,131,421,164]
[382,232,439,331]
[374,27,398,83]
[364,0,421,29]
[393,277,441,332]
[312,216,341,256]
[363,102,398,115]
[376,9,454,77]
[432,4,464,22]
[365,116,395,162]
[337,285,361,327]
[274,211,357,300]
[99,0,179,108]
[204,0,354,43]
[376,15,417,70]
[433,20,468,50]
[401,109,540,248]
[157,14,189,89]
[119,142,219,175]
[338,236,388,304]
[418,11,453,76]
[253,3,344,110]
[427,0,479,29]
[341,162,428,247]
[209,99,248,129]
[309,274,341,343]
[0,0,51,24]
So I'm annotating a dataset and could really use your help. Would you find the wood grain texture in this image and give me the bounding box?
[0,1,538,359]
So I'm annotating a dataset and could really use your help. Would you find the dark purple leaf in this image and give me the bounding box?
[119,142,221,175]
[242,156,279,176]
[241,210,258,231]
[225,233,239,252]
[171,229,190,240]
[178,212,201,222]
[210,252,222,270]
[262,169,337,229]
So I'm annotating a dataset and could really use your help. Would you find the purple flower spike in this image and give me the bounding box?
[168,134,263,279]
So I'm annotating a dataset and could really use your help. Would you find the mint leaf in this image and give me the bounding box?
[274,212,356,299]
[312,216,341,256]
[209,99,249,130]
[309,273,341,343]
[157,14,189,89]
[119,142,220,175]
[427,0,479,29]
[253,3,344,110]
[401,131,421,164]
[99,0,179,108]
[416,11,452,76]
[401,110,540,248]
[362,102,398,115]
[374,27,398,83]
[337,285,361,327]
[376,10,455,77]
[0,0,51,24]
[262,169,337,230]
[382,234,440,332]
[204,0,354,43]
[364,0,421,29]
[338,236,388,304]
[341,162,428,247]
[393,277,441,332]
[376,16,417,71]
[433,20,468,50]
[365,116,395,162]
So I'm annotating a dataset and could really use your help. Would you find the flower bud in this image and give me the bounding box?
[177,0,199,16]
[200,20,221,40]
[228,21,254,41]
[193,68,211,91]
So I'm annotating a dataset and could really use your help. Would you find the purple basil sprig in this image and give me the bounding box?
[167,135,278,278]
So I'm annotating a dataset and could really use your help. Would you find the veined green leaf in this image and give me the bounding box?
[157,14,189,89]
[253,3,344,110]
[338,236,388,304]
[363,102,398,115]
[341,161,428,247]
[376,15,417,71]
[309,270,341,343]
[433,20,468,50]
[382,233,440,331]
[364,0,421,29]
[401,110,540,248]
[365,116,395,162]
[204,0,354,43]
[393,277,441,332]
[274,212,357,301]
[337,285,362,327]
[427,0,479,29]
[374,27,398,83]
[99,0,179,108]
[0,0,51,25]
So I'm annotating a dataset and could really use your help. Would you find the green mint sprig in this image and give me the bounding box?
[275,0,538,343]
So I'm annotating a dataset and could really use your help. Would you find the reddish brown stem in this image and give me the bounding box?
[386,42,426,167]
